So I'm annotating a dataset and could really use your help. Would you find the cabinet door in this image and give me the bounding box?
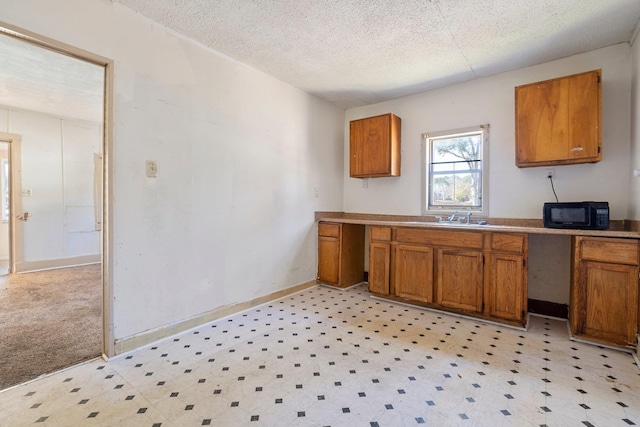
[350,114,400,177]
[575,260,638,346]
[436,248,483,313]
[516,69,601,167]
[369,242,390,295]
[394,244,434,303]
[349,118,368,177]
[318,236,340,285]
[486,253,525,323]
[350,114,390,177]
[568,71,600,161]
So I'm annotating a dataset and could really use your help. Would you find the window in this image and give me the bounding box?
[422,125,489,216]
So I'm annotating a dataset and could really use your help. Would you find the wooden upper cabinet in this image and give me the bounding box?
[515,69,601,167]
[350,113,401,178]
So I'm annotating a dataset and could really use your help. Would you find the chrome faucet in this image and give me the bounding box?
[459,212,472,224]
[447,211,457,222]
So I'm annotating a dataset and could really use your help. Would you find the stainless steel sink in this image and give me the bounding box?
[434,220,488,226]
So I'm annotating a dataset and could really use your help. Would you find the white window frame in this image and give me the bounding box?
[421,124,489,217]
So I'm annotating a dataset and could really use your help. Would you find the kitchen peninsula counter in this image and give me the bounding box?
[315,211,640,348]
[315,211,640,239]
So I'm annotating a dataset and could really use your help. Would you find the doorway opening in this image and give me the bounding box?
[0,24,113,389]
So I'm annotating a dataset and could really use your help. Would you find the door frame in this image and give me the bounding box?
[0,133,22,272]
[0,22,115,358]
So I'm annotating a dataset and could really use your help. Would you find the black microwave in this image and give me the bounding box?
[543,201,609,230]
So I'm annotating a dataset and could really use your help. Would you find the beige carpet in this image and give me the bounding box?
[0,264,102,390]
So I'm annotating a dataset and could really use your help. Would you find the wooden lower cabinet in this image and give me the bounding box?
[579,261,637,345]
[485,232,528,324]
[315,223,529,327]
[369,242,391,295]
[436,248,483,313]
[317,222,365,287]
[486,252,526,322]
[368,227,528,327]
[368,226,392,295]
[394,244,434,303]
[571,236,639,347]
[317,235,340,284]
[318,220,640,341]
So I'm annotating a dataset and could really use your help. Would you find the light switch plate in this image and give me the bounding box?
[146,160,158,177]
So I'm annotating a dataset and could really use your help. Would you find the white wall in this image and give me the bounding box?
[11,109,64,261]
[344,44,631,219]
[630,32,640,220]
[0,106,102,264]
[345,44,633,304]
[0,0,345,340]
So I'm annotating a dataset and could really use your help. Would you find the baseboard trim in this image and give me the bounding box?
[527,299,568,319]
[15,254,101,273]
[113,280,318,355]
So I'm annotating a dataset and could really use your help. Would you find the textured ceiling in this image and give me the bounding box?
[115,0,640,109]
[1,0,639,122]
[0,34,104,123]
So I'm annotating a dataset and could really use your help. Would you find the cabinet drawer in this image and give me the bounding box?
[578,237,639,265]
[490,233,526,253]
[318,222,340,238]
[370,226,392,242]
[396,227,483,249]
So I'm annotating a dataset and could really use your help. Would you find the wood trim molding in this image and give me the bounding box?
[14,254,100,273]
[112,280,318,356]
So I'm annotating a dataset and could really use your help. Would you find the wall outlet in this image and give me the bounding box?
[314,187,320,198]
[545,168,555,179]
[362,178,369,188]
[146,160,158,177]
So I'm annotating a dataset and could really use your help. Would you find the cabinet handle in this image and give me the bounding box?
[571,147,584,152]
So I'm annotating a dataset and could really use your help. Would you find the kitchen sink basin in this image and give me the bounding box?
[433,220,488,226]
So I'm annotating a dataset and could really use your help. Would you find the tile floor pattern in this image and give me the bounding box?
[1,283,640,427]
